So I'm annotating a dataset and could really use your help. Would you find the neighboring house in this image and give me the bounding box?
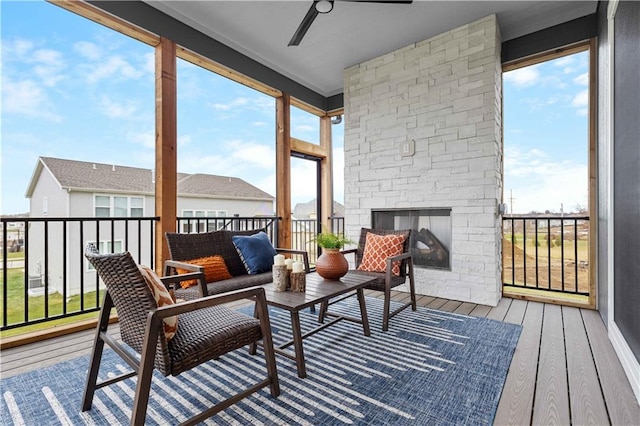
[292,199,345,220]
[24,157,274,295]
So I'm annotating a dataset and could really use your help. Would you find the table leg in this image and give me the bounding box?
[249,303,258,355]
[290,311,306,378]
[356,288,371,336]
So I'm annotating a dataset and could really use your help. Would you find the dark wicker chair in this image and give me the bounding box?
[83,244,279,426]
[320,228,416,331]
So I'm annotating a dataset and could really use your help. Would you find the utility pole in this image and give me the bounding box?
[509,189,516,214]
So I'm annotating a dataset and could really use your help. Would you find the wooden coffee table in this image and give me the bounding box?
[252,272,374,378]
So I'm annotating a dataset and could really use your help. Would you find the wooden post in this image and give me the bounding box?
[276,94,292,248]
[154,37,177,272]
[319,115,333,233]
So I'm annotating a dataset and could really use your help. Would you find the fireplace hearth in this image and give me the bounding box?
[372,209,451,270]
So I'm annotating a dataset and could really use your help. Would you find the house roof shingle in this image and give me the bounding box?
[30,157,273,200]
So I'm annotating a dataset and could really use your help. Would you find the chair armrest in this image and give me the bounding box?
[150,287,267,319]
[164,260,202,274]
[162,260,208,297]
[385,252,413,278]
[275,248,311,273]
[386,252,412,264]
[341,248,358,256]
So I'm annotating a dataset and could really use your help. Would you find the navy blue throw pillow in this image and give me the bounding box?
[232,232,277,274]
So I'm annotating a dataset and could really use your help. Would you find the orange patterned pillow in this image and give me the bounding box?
[175,255,232,288]
[138,265,178,341]
[357,233,406,276]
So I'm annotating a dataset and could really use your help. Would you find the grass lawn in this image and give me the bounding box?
[0,268,104,338]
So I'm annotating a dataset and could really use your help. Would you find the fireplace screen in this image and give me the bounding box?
[372,209,451,270]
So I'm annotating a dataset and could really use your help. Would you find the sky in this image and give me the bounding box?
[503,52,589,214]
[1,1,588,216]
[1,0,344,215]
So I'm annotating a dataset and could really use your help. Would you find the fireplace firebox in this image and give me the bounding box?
[372,208,451,270]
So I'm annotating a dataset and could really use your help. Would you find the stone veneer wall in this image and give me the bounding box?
[343,15,503,306]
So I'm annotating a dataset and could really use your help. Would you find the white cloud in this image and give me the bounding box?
[212,97,250,111]
[83,56,143,83]
[503,66,540,87]
[1,76,62,122]
[32,48,66,87]
[571,89,589,108]
[99,95,140,118]
[129,130,155,149]
[553,56,574,67]
[504,146,587,214]
[573,72,589,86]
[73,41,102,60]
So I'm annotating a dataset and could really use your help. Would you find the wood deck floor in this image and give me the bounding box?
[1,292,638,425]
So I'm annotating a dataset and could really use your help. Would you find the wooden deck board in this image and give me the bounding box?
[453,302,476,315]
[582,309,640,425]
[494,301,543,426]
[563,306,609,425]
[438,300,462,312]
[486,297,512,321]
[1,293,635,425]
[533,303,571,425]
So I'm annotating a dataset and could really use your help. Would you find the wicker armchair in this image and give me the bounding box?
[83,244,279,425]
[320,228,416,331]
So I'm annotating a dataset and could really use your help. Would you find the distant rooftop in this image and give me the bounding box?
[26,157,273,201]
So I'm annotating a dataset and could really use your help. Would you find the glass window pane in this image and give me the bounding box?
[130,197,143,208]
[130,208,143,217]
[95,207,110,217]
[95,196,110,207]
[183,210,193,217]
[114,196,127,217]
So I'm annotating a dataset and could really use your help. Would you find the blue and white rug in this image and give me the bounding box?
[0,297,521,425]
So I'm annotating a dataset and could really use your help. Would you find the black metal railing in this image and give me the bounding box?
[1,215,346,332]
[175,216,346,265]
[1,216,158,331]
[502,215,590,296]
[176,216,280,243]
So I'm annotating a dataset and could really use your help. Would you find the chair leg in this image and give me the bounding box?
[318,301,328,323]
[382,286,392,332]
[130,321,161,425]
[255,294,280,397]
[82,293,113,411]
[408,259,417,311]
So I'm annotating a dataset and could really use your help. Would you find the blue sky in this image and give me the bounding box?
[503,52,589,214]
[1,0,344,215]
[2,1,587,216]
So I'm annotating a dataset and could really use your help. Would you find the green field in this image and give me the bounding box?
[0,268,103,338]
[503,233,589,262]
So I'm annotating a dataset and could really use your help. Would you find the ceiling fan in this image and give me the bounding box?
[288,0,413,46]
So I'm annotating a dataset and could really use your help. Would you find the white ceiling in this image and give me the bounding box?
[144,1,597,97]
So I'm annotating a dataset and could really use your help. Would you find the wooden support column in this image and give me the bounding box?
[276,94,292,248]
[154,37,177,271]
[319,115,333,232]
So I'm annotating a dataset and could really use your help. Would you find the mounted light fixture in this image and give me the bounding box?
[315,0,334,14]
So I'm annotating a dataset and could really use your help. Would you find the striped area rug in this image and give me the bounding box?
[0,297,521,425]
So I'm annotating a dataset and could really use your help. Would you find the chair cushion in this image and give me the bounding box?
[138,265,178,341]
[174,255,232,288]
[167,305,262,375]
[232,232,277,274]
[357,232,406,276]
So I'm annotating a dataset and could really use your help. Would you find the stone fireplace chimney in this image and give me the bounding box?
[343,15,503,306]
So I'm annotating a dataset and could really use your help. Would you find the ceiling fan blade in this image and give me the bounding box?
[338,0,412,3]
[288,2,320,46]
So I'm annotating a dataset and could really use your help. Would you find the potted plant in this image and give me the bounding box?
[312,231,352,280]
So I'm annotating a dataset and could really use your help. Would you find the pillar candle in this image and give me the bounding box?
[292,261,304,273]
[274,254,285,266]
[284,259,294,270]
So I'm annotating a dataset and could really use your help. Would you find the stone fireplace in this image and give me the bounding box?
[372,209,451,270]
[343,15,503,306]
